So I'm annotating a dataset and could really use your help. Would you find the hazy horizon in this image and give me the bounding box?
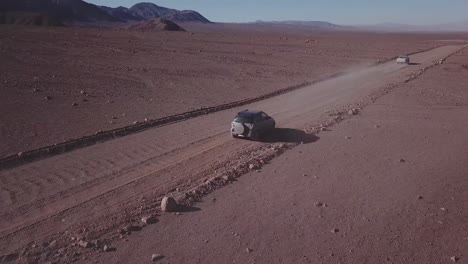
[85,0,468,26]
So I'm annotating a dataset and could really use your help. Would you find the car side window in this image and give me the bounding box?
[261,113,269,119]
[254,114,263,123]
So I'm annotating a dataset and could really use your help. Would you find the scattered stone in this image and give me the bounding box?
[72,102,78,107]
[49,240,57,247]
[133,121,139,124]
[246,248,253,253]
[161,196,178,212]
[203,240,209,243]
[320,127,327,131]
[44,96,51,100]
[375,124,381,128]
[151,254,163,261]
[399,158,406,163]
[78,240,93,248]
[440,207,447,211]
[417,195,423,200]
[17,152,23,157]
[315,202,323,207]
[103,245,113,252]
[33,88,40,93]
[302,174,307,177]
[144,118,149,122]
[348,109,358,115]
[450,256,459,262]
[141,216,158,225]
[331,228,340,234]
[249,164,256,170]
[80,90,86,95]
[345,136,351,139]
[120,224,142,235]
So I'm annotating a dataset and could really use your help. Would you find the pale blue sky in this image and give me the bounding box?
[86,0,468,25]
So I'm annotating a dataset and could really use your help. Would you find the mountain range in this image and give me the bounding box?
[0,0,211,26]
[254,20,351,30]
[100,3,211,23]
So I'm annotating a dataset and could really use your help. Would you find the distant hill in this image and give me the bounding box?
[129,18,186,32]
[0,0,117,24]
[255,20,348,30]
[100,2,211,23]
[0,11,64,26]
[358,21,468,32]
[0,0,211,27]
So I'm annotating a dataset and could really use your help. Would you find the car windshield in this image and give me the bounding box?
[234,116,253,123]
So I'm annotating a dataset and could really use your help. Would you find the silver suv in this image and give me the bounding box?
[231,110,276,140]
[396,55,410,64]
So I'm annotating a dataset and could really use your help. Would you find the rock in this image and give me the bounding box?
[78,240,93,248]
[72,102,78,107]
[345,136,351,139]
[399,158,406,163]
[103,245,114,252]
[80,90,86,95]
[33,88,40,93]
[124,225,142,232]
[246,248,253,253]
[374,124,381,128]
[133,121,139,124]
[44,96,51,100]
[450,256,459,262]
[249,164,256,170]
[161,196,178,212]
[315,202,323,207]
[417,195,423,200]
[331,228,339,233]
[141,216,158,225]
[151,254,163,261]
[49,240,57,247]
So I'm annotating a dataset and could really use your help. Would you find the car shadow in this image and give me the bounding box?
[409,62,421,65]
[260,128,319,144]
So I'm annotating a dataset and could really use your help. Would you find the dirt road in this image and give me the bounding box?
[0,44,466,262]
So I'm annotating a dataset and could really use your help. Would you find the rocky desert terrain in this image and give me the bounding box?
[0,23,467,264]
[1,25,464,158]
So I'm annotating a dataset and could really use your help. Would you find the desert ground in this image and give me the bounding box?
[0,24,467,263]
[1,24,465,158]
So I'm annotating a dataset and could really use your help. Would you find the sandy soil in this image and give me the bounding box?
[0,33,466,263]
[1,24,465,157]
[87,46,468,264]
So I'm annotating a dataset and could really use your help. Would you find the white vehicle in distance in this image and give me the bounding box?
[231,110,276,140]
[396,55,410,64]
